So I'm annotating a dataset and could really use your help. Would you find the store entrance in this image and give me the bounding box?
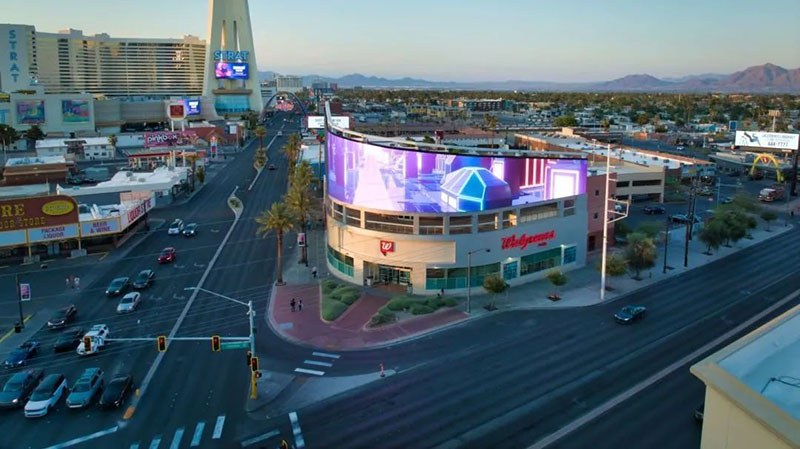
[364,262,412,286]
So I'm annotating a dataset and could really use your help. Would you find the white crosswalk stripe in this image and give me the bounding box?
[169,428,184,449]
[128,415,226,448]
[312,351,340,359]
[304,359,333,367]
[148,436,161,449]
[129,444,139,449]
[190,422,205,447]
[294,352,341,376]
[212,415,226,439]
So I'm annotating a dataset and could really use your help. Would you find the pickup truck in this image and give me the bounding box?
[758,187,784,202]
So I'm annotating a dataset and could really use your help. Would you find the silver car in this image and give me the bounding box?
[66,368,103,409]
[116,292,141,314]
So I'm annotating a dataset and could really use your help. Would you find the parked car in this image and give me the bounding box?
[698,186,713,196]
[133,269,155,289]
[182,223,198,237]
[643,205,666,215]
[0,369,43,408]
[98,375,133,408]
[669,214,702,224]
[24,373,68,418]
[116,292,142,314]
[66,368,104,409]
[720,196,733,205]
[47,305,77,329]
[54,327,84,353]
[694,403,705,423]
[76,325,109,356]
[167,219,185,235]
[614,305,647,324]
[158,247,176,264]
[105,277,130,297]
[4,341,39,369]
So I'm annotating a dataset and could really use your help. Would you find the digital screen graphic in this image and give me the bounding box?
[215,62,249,79]
[326,133,586,213]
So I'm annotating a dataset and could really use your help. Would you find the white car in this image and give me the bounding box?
[117,292,141,314]
[167,219,184,235]
[76,325,109,356]
[24,374,67,418]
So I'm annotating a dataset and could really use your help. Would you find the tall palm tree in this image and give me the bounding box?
[255,201,294,285]
[254,126,266,152]
[287,161,313,264]
[483,113,498,148]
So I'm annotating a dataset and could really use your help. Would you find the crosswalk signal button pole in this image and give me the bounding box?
[83,336,91,353]
[157,335,167,352]
[211,335,221,352]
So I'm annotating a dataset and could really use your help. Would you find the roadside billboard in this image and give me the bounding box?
[80,218,121,237]
[62,100,91,123]
[184,99,201,116]
[0,195,79,232]
[15,100,45,124]
[308,116,350,129]
[120,195,154,230]
[28,224,79,243]
[735,131,799,151]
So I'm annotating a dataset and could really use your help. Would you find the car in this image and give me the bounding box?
[698,186,713,196]
[167,219,185,235]
[158,247,176,264]
[720,196,733,205]
[268,164,276,170]
[694,403,705,423]
[614,305,647,324]
[277,130,283,136]
[24,373,68,418]
[54,327,84,353]
[47,305,77,329]
[105,277,130,297]
[643,205,665,215]
[669,214,702,224]
[98,375,133,408]
[66,368,104,409]
[676,146,685,151]
[76,325,109,356]
[116,292,142,314]
[0,369,44,408]
[182,223,198,237]
[4,341,39,369]
[132,269,155,289]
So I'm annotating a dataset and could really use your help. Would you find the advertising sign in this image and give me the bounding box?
[0,229,26,247]
[501,230,556,250]
[0,195,78,232]
[735,131,799,151]
[0,25,33,92]
[729,121,737,132]
[19,283,31,301]
[308,116,350,129]
[215,62,249,80]
[80,218,120,237]
[184,99,201,116]
[120,196,154,230]
[307,116,325,129]
[61,100,90,123]
[297,233,306,247]
[379,240,395,255]
[15,100,45,124]
[168,103,186,120]
[143,131,197,148]
[327,133,586,213]
[28,224,79,243]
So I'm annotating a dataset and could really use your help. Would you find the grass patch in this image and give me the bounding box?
[320,280,361,321]
[369,294,457,326]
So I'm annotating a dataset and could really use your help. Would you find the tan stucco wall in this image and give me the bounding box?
[701,387,793,449]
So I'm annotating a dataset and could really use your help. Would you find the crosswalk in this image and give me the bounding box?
[128,414,225,449]
[294,351,340,376]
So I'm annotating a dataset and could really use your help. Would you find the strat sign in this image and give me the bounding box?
[501,230,556,250]
[213,50,249,61]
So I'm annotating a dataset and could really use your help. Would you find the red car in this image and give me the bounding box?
[157,247,176,264]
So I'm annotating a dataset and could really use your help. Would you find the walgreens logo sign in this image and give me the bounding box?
[501,230,556,251]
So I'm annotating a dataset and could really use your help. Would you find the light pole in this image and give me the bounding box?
[466,248,490,314]
[185,286,257,397]
[600,144,628,301]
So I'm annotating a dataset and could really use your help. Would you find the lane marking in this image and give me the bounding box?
[241,429,280,447]
[212,415,226,439]
[0,314,32,343]
[311,351,340,359]
[190,421,205,447]
[529,285,800,449]
[289,411,306,449]
[98,252,109,261]
[169,428,184,449]
[130,444,139,449]
[148,436,161,449]
[303,360,333,367]
[294,368,325,376]
[42,426,119,449]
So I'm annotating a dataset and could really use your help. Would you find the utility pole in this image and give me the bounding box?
[683,175,698,267]
[15,275,24,330]
[600,144,628,301]
[663,213,671,274]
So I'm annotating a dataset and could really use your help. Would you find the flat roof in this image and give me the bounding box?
[5,156,66,167]
[36,137,112,149]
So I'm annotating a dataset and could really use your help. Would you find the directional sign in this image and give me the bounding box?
[221,341,250,351]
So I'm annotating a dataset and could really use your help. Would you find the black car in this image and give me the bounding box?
[268,164,276,170]
[182,223,198,237]
[4,341,39,369]
[614,305,647,324]
[132,270,155,290]
[105,277,130,297]
[47,305,77,329]
[0,369,43,408]
[53,327,84,353]
[98,375,133,408]
[643,205,665,215]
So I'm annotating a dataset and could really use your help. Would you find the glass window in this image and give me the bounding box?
[616,181,630,188]
[478,213,498,232]
[426,268,445,279]
[520,248,562,276]
[327,245,354,277]
[593,212,599,219]
[632,179,662,187]
[332,203,344,223]
[563,199,576,217]
[345,207,361,227]
[519,203,559,224]
[420,216,444,235]
[502,210,518,229]
[563,245,577,264]
[449,215,472,234]
[364,212,414,234]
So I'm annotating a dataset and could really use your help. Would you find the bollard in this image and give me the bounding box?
[379,363,385,378]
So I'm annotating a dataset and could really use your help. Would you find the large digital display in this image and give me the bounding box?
[61,100,90,123]
[15,100,45,124]
[326,133,586,213]
[215,62,249,79]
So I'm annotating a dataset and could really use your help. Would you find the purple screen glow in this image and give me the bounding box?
[326,134,587,213]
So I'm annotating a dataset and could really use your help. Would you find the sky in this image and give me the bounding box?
[1,0,799,82]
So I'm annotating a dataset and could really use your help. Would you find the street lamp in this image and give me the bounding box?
[466,248,490,314]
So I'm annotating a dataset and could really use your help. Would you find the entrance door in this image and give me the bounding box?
[379,265,411,286]
[588,235,596,251]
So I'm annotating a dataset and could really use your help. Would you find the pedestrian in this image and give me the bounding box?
[792,210,795,219]
[290,298,296,312]
[311,266,317,278]
[74,276,80,289]
[299,299,303,312]
[69,275,75,288]
[66,277,71,289]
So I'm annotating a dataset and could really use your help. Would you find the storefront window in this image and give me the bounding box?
[520,247,562,276]
[503,261,518,280]
[478,213,499,232]
[449,215,472,234]
[327,245,354,277]
[563,245,577,264]
[420,216,444,235]
[502,210,518,229]
[563,199,576,217]
[519,203,559,224]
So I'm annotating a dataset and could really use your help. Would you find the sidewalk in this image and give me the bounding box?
[267,215,795,351]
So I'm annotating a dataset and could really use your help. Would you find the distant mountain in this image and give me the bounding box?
[258,63,800,93]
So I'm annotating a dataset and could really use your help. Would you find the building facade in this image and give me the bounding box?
[276,75,303,93]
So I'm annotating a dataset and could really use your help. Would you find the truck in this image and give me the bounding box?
[758,187,784,202]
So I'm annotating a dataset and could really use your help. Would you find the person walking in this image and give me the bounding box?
[299,299,303,312]
[66,277,71,289]
[290,298,296,312]
[74,276,80,289]
[311,266,317,279]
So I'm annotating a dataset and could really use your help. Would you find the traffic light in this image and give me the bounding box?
[245,350,252,367]
[255,370,262,379]
[83,336,91,353]
[211,335,221,352]
[250,356,259,372]
[157,335,167,352]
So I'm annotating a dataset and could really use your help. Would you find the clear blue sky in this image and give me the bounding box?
[2,0,798,82]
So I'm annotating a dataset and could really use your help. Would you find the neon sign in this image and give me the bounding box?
[501,230,556,250]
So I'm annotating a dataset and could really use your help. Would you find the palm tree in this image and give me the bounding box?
[254,126,266,152]
[287,161,313,264]
[483,113,498,148]
[255,201,294,285]
[0,124,19,153]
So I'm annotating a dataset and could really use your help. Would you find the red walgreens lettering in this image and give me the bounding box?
[501,230,556,250]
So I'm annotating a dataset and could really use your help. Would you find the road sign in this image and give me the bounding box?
[221,341,250,351]
[19,283,31,301]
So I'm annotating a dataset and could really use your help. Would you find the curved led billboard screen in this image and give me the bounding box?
[326,133,586,213]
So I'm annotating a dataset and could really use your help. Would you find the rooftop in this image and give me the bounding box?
[36,137,113,149]
[5,156,66,167]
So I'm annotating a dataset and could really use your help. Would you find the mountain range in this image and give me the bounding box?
[259,63,800,93]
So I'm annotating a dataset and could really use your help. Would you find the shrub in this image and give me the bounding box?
[386,298,408,311]
[443,297,458,307]
[321,299,348,321]
[425,297,446,309]
[321,279,338,294]
[410,303,435,315]
[369,311,396,327]
[338,290,360,306]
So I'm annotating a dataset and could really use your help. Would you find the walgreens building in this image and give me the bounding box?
[324,122,588,295]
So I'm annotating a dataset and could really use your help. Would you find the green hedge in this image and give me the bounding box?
[322,298,349,321]
[320,280,361,321]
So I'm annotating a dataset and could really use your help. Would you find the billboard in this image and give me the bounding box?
[80,218,121,237]
[61,100,90,123]
[215,62,249,79]
[308,116,350,129]
[326,133,586,213]
[28,224,79,243]
[735,131,799,151]
[0,195,78,232]
[184,99,201,116]
[143,131,197,148]
[15,100,45,124]
[168,103,186,119]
